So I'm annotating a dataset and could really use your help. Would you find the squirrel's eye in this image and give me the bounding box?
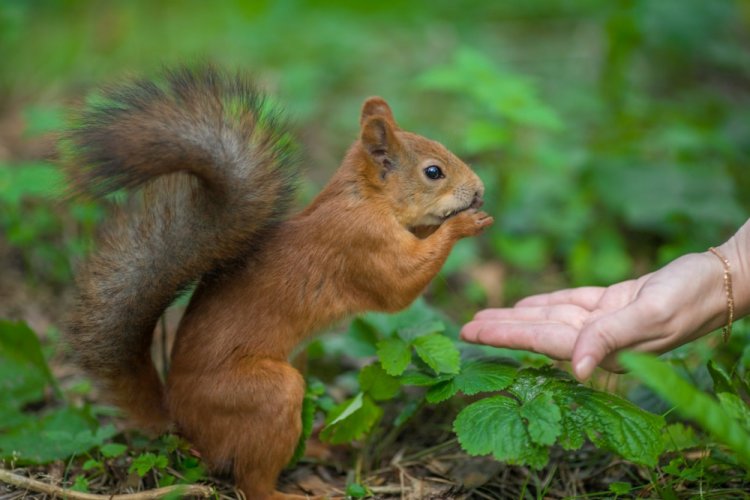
[424,165,444,180]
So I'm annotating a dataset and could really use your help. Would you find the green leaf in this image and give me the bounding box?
[609,481,632,495]
[399,370,453,387]
[412,334,460,375]
[0,320,59,408]
[0,407,117,464]
[707,360,735,394]
[83,459,103,471]
[129,452,169,477]
[346,483,369,498]
[426,380,458,404]
[453,361,517,396]
[100,442,127,459]
[620,352,750,468]
[509,366,664,466]
[717,392,750,430]
[396,320,445,343]
[0,162,64,205]
[519,393,562,446]
[376,337,411,376]
[454,395,548,469]
[662,423,700,453]
[359,363,401,401]
[320,393,382,445]
[70,475,89,493]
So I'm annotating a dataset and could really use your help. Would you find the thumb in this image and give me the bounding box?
[571,303,651,381]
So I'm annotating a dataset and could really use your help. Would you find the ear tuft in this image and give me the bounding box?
[360,97,397,127]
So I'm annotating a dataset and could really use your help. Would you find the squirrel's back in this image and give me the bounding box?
[64,66,297,431]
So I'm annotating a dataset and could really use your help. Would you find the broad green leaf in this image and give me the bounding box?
[454,395,548,468]
[519,393,562,446]
[412,334,460,375]
[509,366,664,466]
[359,363,401,401]
[320,393,382,444]
[453,361,516,396]
[376,338,411,376]
[620,352,750,468]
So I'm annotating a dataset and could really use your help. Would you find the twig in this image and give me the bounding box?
[0,468,213,499]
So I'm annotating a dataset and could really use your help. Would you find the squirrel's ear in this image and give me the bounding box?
[361,116,400,176]
[360,97,398,128]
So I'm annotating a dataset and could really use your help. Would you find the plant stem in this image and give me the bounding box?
[0,469,213,499]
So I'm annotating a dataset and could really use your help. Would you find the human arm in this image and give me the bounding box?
[460,219,750,381]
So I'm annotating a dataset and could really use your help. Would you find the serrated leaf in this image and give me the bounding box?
[426,380,458,403]
[412,334,460,375]
[509,366,664,466]
[620,352,750,467]
[454,395,548,468]
[454,361,516,395]
[359,363,401,401]
[519,393,561,446]
[376,338,411,376]
[129,452,168,477]
[320,394,382,444]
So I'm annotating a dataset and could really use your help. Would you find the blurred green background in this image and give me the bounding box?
[1,0,748,313]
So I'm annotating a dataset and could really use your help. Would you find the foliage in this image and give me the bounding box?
[621,352,750,468]
[320,301,664,470]
[1,0,750,496]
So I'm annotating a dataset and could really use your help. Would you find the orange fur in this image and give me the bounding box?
[65,68,492,499]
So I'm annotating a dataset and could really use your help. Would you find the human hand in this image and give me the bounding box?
[461,251,733,381]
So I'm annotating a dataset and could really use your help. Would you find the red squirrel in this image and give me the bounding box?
[64,66,493,499]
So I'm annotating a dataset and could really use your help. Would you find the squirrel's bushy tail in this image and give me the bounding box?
[64,66,297,432]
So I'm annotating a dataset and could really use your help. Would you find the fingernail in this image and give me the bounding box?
[575,356,596,381]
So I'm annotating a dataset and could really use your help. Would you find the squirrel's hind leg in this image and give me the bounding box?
[168,358,306,500]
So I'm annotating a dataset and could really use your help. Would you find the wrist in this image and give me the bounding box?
[716,220,750,319]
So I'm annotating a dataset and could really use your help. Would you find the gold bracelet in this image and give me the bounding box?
[709,247,734,343]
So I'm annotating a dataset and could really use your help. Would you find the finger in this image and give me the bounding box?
[460,320,579,361]
[571,302,661,381]
[473,304,589,330]
[515,287,607,310]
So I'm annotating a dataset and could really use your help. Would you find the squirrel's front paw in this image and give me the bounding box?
[451,209,493,238]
